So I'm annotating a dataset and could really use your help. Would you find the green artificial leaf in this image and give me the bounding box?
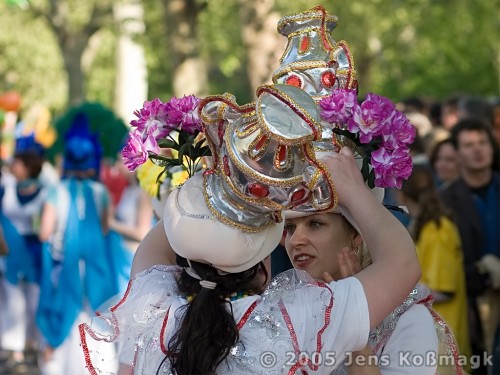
[361,158,370,182]
[157,138,178,149]
[177,141,190,164]
[195,137,207,150]
[367,169,376,189]
[149,153,180,167]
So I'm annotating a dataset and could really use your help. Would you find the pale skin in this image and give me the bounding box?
[455,129,494,187]
[131,147,421,331]
[108,159,153,246]
[284,214,380,375]
[325,249,381,375]
[124,148,419,375]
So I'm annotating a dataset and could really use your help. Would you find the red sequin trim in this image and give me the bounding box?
[280,281,334,374]
[257,86,319,140]
[79,324,99,375]
[237,300,258,330]
[160,307,171,355]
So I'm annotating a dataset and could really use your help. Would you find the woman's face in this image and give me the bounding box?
[10,158,29,181]
[284,213,356,280]
[433,143,459,184]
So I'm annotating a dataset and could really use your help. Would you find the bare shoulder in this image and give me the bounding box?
[131,220,175,277]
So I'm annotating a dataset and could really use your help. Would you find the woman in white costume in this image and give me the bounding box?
[79,7,424,374]
[284,206,463,374]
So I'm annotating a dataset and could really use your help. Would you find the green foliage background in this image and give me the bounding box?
[0,0,498,115]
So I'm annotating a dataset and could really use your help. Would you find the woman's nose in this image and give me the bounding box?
[288,225,307,245]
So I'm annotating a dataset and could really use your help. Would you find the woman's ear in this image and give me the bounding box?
[351,232,363,250]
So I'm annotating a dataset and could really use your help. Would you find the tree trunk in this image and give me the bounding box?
[238,0,284,97]
[61,36,88,106]
[163,0,208,96]
[113,2,148,125]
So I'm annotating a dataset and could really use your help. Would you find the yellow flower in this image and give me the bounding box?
[136,159,166,197]
[171,169,189,187]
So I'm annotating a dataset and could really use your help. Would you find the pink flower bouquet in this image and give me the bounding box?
[122,95,210,185]
[319,89,415,189]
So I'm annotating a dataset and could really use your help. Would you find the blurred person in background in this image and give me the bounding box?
[430,138,460,189]
[457,96,494,126]
[399,164,471,363]
[0,135,47,372]
[36,113,117,375]
[107,151,153,292]
[491,99,500,146]
[441,95,461,131]
[440,118,500,374]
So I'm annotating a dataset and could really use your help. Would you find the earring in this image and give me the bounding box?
[353,245,360,255]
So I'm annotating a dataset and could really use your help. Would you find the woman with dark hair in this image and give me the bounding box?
[80,147,420,375]
[0,140,47,370]
[79,7,424,374]
[429,138,460,189]
[399,164,471,363]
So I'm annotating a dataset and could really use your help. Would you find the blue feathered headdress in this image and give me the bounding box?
[14,132,45,156]
[63,113,102,176]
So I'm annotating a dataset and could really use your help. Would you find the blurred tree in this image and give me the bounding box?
[24,0,115,106]
[162,0,207,96]
[1,0,498,113]
[0,1,66,111]
[238,0,284,95]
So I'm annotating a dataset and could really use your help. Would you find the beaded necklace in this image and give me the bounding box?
[185,290,255,303]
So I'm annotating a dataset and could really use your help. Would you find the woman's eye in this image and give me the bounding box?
[284,224,295,233]
[310,220,323,228]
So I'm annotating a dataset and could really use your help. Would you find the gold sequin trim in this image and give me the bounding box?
[235,118,259,138]
[305,169,323,191]
[274,144,293,172]
[273,61,329,82]
[277,12,338,34]
[256,85,321,145]
[314,159,338,211]
[202,173,276,233]
[335,41,356,89]
[247,132,270,161]
[220,165,283,211]
[224,128,303,188]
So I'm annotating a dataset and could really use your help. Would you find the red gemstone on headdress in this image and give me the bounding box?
[223,155,231,176]
[254,135,268,151]
[278,145,287,164]
[285,74,302,88]
[248,183,269,198]
[291,189,307,203]
[299,35,310,53]
[321,71,336,88]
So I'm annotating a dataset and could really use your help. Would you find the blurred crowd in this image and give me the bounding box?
[0,112,154,374]
[0,93,499,374]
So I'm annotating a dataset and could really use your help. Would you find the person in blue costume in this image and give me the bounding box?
[36,113,118,375]
[0,134,47,370]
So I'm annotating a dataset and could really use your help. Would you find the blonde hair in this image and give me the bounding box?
[338,214,372,269]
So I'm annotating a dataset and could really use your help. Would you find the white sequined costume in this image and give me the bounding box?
[80,266,369,374]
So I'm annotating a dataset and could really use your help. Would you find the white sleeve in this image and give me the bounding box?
[283,275,370,369]
[327,277,371,358]
[379,304,438,374]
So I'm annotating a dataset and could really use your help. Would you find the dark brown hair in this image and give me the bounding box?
[14,151,44,178]
[401,164,452,239]
[165,258,268,375]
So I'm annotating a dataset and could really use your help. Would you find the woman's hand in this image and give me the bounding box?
[323,248,381,374]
